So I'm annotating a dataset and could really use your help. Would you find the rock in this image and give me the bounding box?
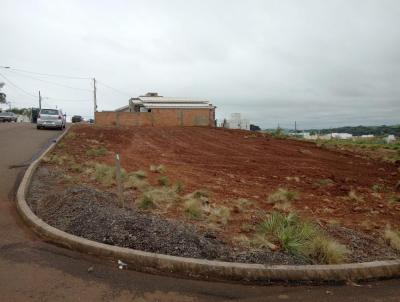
[87,266,94,273]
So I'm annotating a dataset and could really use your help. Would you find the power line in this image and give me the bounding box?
[45,96,90,102]
[0,72,37,98]
[96,80,132,97]
[5,69,92,91]
[0,66,91,80]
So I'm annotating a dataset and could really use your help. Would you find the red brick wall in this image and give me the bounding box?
[95,108,215,127]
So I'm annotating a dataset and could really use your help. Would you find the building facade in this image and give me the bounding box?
[95,93,216,127]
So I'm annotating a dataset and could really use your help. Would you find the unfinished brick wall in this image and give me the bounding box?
[95,108,215,127]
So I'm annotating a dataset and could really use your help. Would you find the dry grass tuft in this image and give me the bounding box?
[384,228,400,251]
[267,188,299,210]
[150,164,166,173]
[184,198,204,219]
[137,194,156,210]
[86,146,107,157]
[348,190,364,202]
[257,212,349,263]
[158,175,170,186]
[208,206,231,225]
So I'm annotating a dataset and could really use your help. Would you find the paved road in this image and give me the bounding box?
[0,123,399,302]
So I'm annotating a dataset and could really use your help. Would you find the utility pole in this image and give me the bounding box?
[38,91,42,110]
[295,121,297,133]
[93,78,97,122]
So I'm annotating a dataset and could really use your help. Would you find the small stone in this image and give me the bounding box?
[87,266,94,273]
[325,290,333,295]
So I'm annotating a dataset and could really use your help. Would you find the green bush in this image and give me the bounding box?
[257,212,349,263]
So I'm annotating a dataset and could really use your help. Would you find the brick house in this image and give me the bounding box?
[95,93,216,127]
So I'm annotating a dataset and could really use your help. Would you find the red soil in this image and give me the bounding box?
[58,125,400,239]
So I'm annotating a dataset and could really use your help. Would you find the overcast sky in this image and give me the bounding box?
[1,0,399,128]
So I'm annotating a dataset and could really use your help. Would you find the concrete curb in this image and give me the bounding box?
[16,127,400,283]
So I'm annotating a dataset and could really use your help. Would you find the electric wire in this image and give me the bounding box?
[5,69,92,91]
[1,67,91,80]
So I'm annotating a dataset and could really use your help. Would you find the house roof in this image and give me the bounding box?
[116,94,215,111]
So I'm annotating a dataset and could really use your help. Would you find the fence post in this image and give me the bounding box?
[115,153,124,208]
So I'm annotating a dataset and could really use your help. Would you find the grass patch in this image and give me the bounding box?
[315,178,334,186]
[150,164,166,173]
[257,212,349,263]
[142,187,180,205]
[267,188,299,210]
[93,163,126,187]
[86,146,108,157]
[124,175,150,191]
[158,175,170,186]
[137,194,156,210]
[192,189,210,199]
[348,190,364,202]
[131,170,147,179]
[208,206,231,225]
[372,183,388,193]
[233,198,253,213]
[384,228,400,251]
[173,181,185,193]
[388,195,400,204]
[184,198,204,219]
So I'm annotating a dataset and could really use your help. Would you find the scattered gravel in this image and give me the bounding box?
[28,166,399,265]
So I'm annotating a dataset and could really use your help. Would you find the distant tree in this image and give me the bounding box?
[0,92,6,104]
[250,124,261,131]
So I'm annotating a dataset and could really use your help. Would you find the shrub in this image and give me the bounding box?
[208,206,231,225]
[257,212,349,263]
[384,228,400,251]
[138,194,155,210]
[150,164,166,173]
[158,176,170,186]
[267,188,299,210]
[86,146,107,157]
[184,198,203,219]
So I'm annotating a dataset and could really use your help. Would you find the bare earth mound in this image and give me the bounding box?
[27,125,400,265]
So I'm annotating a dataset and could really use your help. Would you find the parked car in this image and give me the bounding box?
[37,108,66,130]
[71,115,83,123]
[0,112,18,122]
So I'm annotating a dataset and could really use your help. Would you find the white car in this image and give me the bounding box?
[37,108,66,130]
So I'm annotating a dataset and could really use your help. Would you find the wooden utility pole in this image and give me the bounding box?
[93,78,97,122]
[38,90,42,110]
[115,154,124,208]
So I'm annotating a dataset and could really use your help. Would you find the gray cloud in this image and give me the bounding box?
[0,0,399,127]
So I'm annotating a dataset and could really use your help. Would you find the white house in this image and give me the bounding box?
[226,113,250,130]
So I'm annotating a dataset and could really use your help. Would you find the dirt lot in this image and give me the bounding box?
[27,125,400,264]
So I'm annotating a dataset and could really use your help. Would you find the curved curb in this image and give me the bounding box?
[16,127,400,283]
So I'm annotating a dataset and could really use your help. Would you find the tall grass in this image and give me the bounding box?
[257,212,349,264]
